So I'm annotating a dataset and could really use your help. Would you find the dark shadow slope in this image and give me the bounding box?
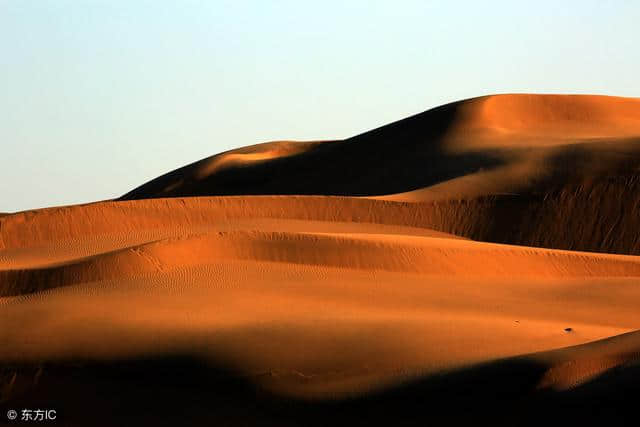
[120,100,505,200]
[2,352,639,427]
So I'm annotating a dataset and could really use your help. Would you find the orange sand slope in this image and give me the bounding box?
[2,94,640,426]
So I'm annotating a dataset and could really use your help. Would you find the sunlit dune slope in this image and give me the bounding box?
[2,223,640,396]
[2,195,640,401]
[3,227,640,297]
[4,191,640,257]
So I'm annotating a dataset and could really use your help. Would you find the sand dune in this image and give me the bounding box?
[121,94,640,202]
[2,94,640,425]
[3,226,640,297]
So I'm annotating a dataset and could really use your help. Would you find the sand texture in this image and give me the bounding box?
[2,94,640,426]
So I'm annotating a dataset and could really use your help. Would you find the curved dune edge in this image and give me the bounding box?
[3,229,640,297]
[4,190,640,256]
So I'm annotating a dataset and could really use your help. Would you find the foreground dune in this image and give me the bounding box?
[2,94,640,425]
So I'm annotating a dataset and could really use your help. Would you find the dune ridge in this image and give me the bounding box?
[3,228,640,298]
[4,185,640,255]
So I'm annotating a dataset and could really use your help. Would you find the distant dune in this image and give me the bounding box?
[121,95,640,255]
[121,94,640,200]
[2,94,640,426]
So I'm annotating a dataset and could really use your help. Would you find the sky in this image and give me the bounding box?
[2,0,639,212]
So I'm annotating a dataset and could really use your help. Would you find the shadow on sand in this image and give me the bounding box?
[2,351,638,426]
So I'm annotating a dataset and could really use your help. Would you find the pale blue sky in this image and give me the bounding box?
[2,1,639,212]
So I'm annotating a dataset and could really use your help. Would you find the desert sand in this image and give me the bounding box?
[2,94,640,425]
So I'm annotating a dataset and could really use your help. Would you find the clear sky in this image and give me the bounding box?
[2,1,639,212]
